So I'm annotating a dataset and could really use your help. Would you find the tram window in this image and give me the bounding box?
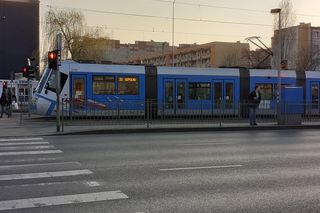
[46,72,68,94]
[256,83,273,100]
[36,68,51,94]
[312,84,319,108]
[189,82,211,100]
[93,76,115,95]
[118,76,139,95]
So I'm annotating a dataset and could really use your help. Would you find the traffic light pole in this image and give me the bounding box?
[56,33,62,132]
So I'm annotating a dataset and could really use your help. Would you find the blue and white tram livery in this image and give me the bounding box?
[33,60,308,117]
[156,67,240,116]
[34,61,146,116]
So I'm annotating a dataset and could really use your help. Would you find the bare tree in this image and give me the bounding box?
[72,27,109,63]
[44,9,85,60]
[243,49,271,69]
[272,0,296,69]
[43,9,109,64]
[297,47,320,71]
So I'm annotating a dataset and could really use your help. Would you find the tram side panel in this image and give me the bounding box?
[157,67,240,117]
[305,71,320,115]
[249,69,297,115]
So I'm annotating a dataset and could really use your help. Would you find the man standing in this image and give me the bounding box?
[0,92,9,118]
[249,85,262,126]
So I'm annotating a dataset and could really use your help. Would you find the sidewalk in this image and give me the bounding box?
[1,113,320,137]
[0,114,36,137]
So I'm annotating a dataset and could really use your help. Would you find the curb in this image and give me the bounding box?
[43,124,320,136]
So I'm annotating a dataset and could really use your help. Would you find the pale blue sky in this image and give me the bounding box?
[40,0,320,46]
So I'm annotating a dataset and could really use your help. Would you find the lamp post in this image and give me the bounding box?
[271,8,282,123]
[172,0,176,67]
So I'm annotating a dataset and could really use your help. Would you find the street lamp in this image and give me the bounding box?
[271,8,282,123]
[172,0,176,67]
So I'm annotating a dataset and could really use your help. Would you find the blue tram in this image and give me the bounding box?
[33,60,320,117]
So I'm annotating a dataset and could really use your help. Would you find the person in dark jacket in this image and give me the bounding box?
[0,92,9,118]
[248,85,262,126]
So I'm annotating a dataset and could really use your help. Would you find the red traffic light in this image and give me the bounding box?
[22,66,29,78]
[48,52,57,60]
[48,50,58,69]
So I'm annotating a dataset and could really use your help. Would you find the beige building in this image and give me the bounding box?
[130,41,250,68]
[272,23,320,71]
[104,40,169,63]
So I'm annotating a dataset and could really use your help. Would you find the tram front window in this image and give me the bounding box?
[45,72,68,94]
[36,68,51,94]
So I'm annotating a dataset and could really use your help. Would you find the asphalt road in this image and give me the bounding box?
[2,130,320,212]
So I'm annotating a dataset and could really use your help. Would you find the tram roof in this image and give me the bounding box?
[157,67,240,76]
[249,69,296,78]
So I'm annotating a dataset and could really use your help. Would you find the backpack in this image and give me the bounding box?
[0,94,7,106]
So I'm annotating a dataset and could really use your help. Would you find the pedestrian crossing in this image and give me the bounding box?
[0,137,128,211]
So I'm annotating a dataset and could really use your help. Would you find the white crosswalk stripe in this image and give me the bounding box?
[0,150,63,156]
[0,170,93,181]
[0,161,81,170]
[0,137,128,211]
[0,138,44,142]
[0,142,49,146]
[0,191,129,211]
[0,145,55,151]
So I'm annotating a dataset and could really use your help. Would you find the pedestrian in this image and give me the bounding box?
[0,92,9,118]
[248,85,262,126]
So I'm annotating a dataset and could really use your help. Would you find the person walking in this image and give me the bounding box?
[0,92,9,118]
[249,85,262,126]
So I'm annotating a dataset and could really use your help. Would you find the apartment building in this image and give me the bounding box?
[272,23,320,71]
[130,41,250,68]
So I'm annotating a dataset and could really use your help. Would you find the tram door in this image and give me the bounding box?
[71,75,87,100]
[311,82,319,113]
[213,80,235,111]
[164,79,186,114]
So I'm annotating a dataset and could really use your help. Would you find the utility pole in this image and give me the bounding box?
[271,8,282,124]
[172,0,176,67]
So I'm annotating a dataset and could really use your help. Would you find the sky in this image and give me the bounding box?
[39,0,320,47]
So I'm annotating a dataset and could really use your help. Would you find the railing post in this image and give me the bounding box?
[147,99,150,128]
[61,98,64,132]
[219,101,222,127]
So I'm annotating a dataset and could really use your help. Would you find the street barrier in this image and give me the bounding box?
[57,98,320,131]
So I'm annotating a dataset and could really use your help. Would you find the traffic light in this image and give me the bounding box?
[48,50,58,70]
[22,66,29,78]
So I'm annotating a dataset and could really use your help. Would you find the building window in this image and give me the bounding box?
[189,82,211,100]
[118,76,139,95]
[93,75,115,95]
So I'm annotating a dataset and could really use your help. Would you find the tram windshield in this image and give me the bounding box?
[36,67,51,94]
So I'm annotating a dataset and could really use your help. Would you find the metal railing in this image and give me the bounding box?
[59,98,320,131]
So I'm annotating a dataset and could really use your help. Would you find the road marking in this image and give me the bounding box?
[0,161,81,170]
[160,165,243,171]
[0,145,55,151]
[0,142,49,146]
[176,142,235,146]
[0,150,63,156]
[0,191,128,211]
[0,180,102,189]
[0,157,60,164]
[0,180,103,189]
[86,181,101,187]
[0,138,43,142]
[0,170,93,181]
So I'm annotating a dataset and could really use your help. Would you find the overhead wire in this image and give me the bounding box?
[41,4,272,27]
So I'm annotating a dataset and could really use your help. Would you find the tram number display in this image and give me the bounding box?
[118,77,137,82]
